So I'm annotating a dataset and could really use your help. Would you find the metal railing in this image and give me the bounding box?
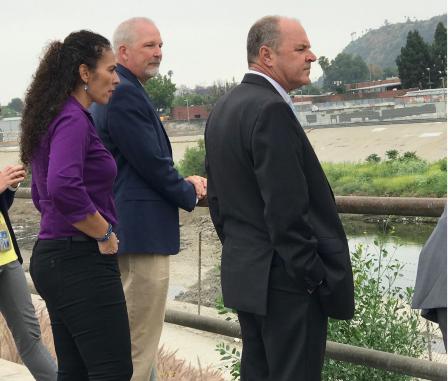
[15,188,446,217]
[20,190,447,380]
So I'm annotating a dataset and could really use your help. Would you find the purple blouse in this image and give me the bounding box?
[31,96,117,239]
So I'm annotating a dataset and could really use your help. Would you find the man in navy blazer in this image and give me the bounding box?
[91,17,206,381]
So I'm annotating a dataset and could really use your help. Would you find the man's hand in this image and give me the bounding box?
[0,165,26,194]
[185,175,207,200]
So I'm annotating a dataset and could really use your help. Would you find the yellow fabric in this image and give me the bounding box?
[0,212,17,266]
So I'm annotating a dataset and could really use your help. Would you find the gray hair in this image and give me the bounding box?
[247,16,282,64]
[113,17,155,52]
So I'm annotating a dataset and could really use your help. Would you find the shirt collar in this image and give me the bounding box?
[247,70,293,107]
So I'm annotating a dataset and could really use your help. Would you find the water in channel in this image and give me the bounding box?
[341,215,437,290]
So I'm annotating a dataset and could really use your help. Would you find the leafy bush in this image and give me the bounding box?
[366,153,381,163]
[399,151,420,161]
[176,143,446,197]
[177,139,206,177]
[437,157,447,172]
[216,343,241,380]
[215,232,426,380]
[323,237,426,380]
[386,149,399,160]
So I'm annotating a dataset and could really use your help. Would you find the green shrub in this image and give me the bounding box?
[177,139,206,177]
[366,153,381,163]
[215,235,426,380]
[386,149,399,160]
[436,157,447,172]
[177,144,446,197]
[399,151,420,161]
[323,238,426,380]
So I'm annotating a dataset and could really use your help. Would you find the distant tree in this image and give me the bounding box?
[367,64,383,80]
[383,66,398,79]
[322,53,369,91]
[318,56,330,74]
[432,22,447,88]
[7,98,24,113]
[396,30,432,89]
[172,92,207,107]
[208,79,238,104]
[144,73,176,113]
[0,105,18,118]
[300,84,322,95]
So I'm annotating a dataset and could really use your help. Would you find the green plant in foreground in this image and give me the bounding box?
[216,224,426,381]
[323,240,425,380]
[216,343,241,380]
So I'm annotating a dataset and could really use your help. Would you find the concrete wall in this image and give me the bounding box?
[295,101,447,127]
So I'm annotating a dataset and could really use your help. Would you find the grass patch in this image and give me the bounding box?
[322,158,447,197]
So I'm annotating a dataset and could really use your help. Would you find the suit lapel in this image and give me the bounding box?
[117,65,173,158]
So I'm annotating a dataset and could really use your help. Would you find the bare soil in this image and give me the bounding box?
[9,198,223,306]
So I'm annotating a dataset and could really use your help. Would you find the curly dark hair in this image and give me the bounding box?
[20,30,111,165]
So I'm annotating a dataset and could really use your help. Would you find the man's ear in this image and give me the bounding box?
[79,64,90,84]
[259,45,274,67]
[118,45,128,62]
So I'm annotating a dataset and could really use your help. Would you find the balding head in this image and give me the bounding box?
[247,16,282,65]
[113,17,156,52]
[246,16,316,91]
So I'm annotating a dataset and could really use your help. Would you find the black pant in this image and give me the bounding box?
[30,239,133,381]
[237,258,328,381]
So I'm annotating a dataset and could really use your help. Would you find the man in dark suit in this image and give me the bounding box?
[91,17,206,381]
[205,16,354,381]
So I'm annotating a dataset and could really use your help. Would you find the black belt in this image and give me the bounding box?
[51,236,96,242]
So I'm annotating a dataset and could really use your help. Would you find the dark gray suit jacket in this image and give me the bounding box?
[205,74,354,319]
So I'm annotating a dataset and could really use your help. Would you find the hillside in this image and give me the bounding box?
[343,14,446,69]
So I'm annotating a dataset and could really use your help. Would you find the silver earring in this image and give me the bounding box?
[84,84,88,92]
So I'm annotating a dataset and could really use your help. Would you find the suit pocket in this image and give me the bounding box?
[316,237,355,320]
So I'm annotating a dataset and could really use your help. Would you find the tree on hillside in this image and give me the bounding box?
[144,73,176,114]
[7,98,24,113]
[432,22,447,87]
[367,64,383,80]
[321,53,369,92]
[396,30,432,89]
[318,56,330,74]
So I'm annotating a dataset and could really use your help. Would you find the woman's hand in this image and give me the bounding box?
[0,165,26,193]
[97,232,119,255]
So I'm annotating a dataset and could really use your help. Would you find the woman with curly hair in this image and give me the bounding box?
[21,30,132,380]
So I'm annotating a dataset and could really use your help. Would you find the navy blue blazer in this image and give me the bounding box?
[0,190,22,263]
[91,64,196,255]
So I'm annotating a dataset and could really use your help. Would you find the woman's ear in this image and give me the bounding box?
[79,64,90,84]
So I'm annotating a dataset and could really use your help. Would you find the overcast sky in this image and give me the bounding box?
[1,0,446,105]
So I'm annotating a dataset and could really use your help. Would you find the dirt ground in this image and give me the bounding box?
[9,198,223,307]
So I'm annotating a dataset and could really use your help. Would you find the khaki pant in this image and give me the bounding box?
[119,253,170,381]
